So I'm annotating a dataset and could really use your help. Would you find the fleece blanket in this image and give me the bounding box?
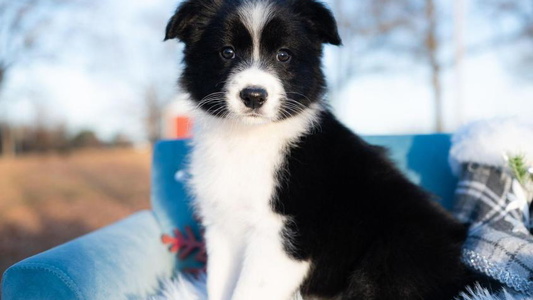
[450,118,533,297]
[149,275,528,300]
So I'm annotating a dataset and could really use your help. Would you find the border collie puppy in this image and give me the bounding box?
[165,0,469,299]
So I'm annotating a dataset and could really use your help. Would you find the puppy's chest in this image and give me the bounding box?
[190,132,289,226]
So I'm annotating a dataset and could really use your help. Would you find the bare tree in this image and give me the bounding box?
[0,0,178,152]
[64,0,179,144]
[425,0,443,132]
[0,0,66,99]
[330,0,446,131]
[144,85,163,145]
[0,0,77,155]
[476,0,533,80]
[481,0,533,38]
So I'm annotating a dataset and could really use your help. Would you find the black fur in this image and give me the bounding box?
[274,111,470,299]
[166,0,471,299]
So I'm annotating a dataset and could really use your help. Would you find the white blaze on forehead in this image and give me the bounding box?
[238,0,274,61]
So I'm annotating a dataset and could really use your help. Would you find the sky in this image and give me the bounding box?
[0,0,531,142]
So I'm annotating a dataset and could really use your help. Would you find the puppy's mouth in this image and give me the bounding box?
[239,109,274,124]
[243,110,265,118]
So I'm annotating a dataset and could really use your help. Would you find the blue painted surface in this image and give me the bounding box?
[150,140,203,272]
[151,139,193,231]
[363,134,457,209]
[2,134,457,299]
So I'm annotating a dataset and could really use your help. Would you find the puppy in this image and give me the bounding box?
[165,0,469,299]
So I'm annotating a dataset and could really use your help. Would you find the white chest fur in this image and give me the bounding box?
[189,112,315,228]
[188,108,319,300]
[191,131,281,228]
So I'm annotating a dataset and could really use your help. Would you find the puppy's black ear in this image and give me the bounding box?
[164,0,218,43]
[295,0,342,46]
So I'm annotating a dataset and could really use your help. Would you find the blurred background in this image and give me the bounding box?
[0,0,531,282]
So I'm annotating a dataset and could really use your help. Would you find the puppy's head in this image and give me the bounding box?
[165,0,341,125]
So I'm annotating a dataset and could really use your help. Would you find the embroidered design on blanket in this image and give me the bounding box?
[162,226,207,275]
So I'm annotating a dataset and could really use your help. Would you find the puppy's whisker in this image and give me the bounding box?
[214,80,229,88]
[284,100,304,109]
[197,92,226,103]
[210,106,227,118]
[283,99,306,110]
[284,97,307,109]
[281,98,307,117]
[279,107,293,120]
[195,95,227,111]
[286,92,312,103]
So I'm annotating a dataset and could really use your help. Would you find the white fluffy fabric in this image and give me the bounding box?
[149,274,207,300]
[150,276,528,300]
[449,118,533,176]
[457,284,530,300]
[149,274,307,300]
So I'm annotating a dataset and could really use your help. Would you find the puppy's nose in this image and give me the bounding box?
[240,87,268,109]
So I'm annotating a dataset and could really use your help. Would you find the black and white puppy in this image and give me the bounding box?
[165,0,469,299]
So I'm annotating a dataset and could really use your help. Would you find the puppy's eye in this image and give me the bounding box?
[220,47,236,60]
[277,50,291,62]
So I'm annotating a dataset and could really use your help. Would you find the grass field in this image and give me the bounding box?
[0,148,152,282]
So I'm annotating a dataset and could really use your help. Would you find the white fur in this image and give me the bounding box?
[224,65,286,124]
[151,273,309,300]
[449,118,533,176]
[149,274,207,300]
[238,0,274,61]
[456,284,529,300]
[188,104,321,300]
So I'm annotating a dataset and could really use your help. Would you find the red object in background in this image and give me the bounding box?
[175,117,192,139]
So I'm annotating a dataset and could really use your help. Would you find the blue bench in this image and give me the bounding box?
[1,135,457,300]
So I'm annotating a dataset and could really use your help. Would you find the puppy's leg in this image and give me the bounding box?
[205,226,245,300]
[231,233,309,300]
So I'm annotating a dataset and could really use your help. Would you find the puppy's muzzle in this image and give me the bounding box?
[240,86,268,109]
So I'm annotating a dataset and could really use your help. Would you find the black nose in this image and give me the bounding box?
[240,87,268,109]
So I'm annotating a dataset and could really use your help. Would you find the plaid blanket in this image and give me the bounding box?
[454,163,533,295]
